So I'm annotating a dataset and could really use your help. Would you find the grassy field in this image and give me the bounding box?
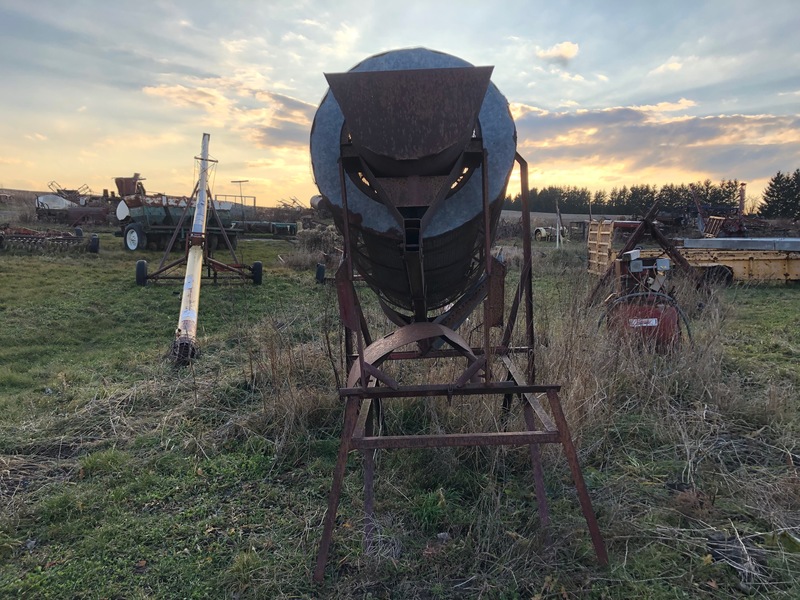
[0,235,798,599]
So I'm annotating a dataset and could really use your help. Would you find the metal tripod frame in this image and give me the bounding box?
[313,152,608,583]
[143,184,252,284]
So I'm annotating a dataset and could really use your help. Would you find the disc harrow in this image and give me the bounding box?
[0,226,99,253]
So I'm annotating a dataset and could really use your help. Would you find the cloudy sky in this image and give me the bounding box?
[1,0,798,206]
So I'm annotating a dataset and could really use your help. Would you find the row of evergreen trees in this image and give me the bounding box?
[759,169,800,220]
[502,170,800,220]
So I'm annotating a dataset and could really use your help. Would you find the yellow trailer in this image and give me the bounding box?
[587,220,800,283]
[639,247,800,283]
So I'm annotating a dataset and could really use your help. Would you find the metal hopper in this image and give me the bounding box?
[310,48,516,321]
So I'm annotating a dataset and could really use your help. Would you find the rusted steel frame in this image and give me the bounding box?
[544,388,609,565]
[208,193,239,263]
[646,222,703,286]
[359,398,379,554]
[353,397,376,444]
[332,158,359,377]
[346,322,478,388]
[522,400,551,537]
[158,199,193,270]
[361,361,400,390]
[481,147,493,382]
[486,257,506,327]
[339,381,561,399]
[500,260,530,350]
[587,201,660,305]
[352,383,384,554]
[152,275,245,282]
[454,356,487,387]
[344,327,355,376]
[313,395,361,583]
[516,153,535,382]
[316,378,606,578]
[337,159,355,282]
[500,355,556,431]
[501,371,515,415]
[149,257,249,282]
[335,266,360,332]
[356,294,373,347]
[345,345,531,364]
[203,256,249,278]
[333,167,374,370]
[355,323,476,367]
[334,262,372,375]
[351,430,561,450]
[337,159,370,392]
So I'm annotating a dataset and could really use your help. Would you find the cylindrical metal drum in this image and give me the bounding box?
[310,48,517,317]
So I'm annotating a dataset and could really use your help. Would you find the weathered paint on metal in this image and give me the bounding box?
[641,247,800,282]
[682,237,800,252]
[171,133,211,364]
[608,301,681,350]
[312,52,607,583]
[311,48,516,319]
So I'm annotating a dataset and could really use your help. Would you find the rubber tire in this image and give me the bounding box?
[88,234,100,254]
[124,223,147,251]
[703,265,734,286]
[534,229,543,241]
[136,260,148,286]
[251,261,263,285]
[74,227,83,238]
[207,234,219,252]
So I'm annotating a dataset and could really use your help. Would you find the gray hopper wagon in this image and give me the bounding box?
[114,174,243,251]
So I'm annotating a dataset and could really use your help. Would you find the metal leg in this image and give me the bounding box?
[314,396,361,582]
[545,389,609,565]
[522,398,551,540]
[363,400,376,555]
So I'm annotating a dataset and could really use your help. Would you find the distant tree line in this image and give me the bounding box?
[502,172,799,220]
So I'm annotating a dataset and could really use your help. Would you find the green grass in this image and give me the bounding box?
[721,284,800,383]
[0,235,317,400]
[0,239,798,598]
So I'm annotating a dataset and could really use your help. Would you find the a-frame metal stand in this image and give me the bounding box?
[139,182,258,285]
[313,154,608,583]
[587,200,702,306]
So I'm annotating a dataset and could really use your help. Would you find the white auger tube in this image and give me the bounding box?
[172,132,211,364]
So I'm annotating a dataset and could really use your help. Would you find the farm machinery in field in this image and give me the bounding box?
[0,225,99,253]
[35,181,113,227]
[308,47,607,582]
[131,135,263,365]
[114,173,244,252]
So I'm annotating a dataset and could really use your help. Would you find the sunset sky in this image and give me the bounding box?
[1,0,798,206]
